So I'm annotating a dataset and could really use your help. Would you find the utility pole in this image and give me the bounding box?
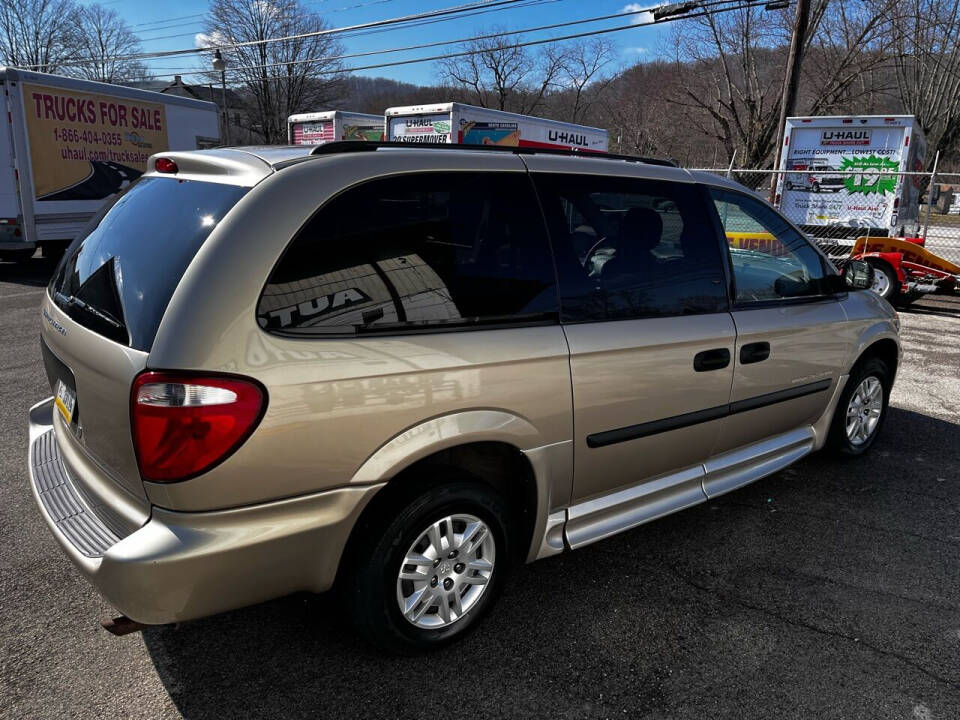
[769,0,811,203]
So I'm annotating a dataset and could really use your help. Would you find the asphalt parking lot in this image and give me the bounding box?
[1,255,958,719]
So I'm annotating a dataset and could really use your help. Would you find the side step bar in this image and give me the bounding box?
[563,427,816,551]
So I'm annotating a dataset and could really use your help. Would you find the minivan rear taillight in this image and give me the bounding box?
[131,372,266,482]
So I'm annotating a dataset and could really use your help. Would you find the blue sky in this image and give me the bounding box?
[88,0,670,86]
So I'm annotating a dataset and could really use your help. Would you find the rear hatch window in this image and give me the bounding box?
[51,177,248,351]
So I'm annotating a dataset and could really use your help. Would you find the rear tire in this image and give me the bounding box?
[826,357,891,457]
[866,259,899,300]
[341,477,512,654]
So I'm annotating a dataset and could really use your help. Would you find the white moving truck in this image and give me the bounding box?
[385,103,608,153]
[775,115,927,238]
[0,68,219,262]
[287,110,384,145]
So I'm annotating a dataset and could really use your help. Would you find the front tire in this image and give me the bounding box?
[826,357,891,457]
[342,478,511,654]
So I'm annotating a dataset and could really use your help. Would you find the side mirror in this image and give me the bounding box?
[842,260,874,291]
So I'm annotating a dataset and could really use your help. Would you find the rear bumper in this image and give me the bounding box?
[28,398,382,625]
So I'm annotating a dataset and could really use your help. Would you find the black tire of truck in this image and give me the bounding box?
[0,248,35,263]
[39,243,66,262]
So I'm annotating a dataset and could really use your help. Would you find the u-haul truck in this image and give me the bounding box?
[775,115,927,238]
[385,103,608,153]
[774,115,959,305]
[0,67,219,262]
[287,110,384,146]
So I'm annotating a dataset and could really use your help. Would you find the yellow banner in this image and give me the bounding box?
[22,83,169,202]
[726,231,789,257]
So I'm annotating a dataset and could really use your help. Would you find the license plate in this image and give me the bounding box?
[54,380,76,425]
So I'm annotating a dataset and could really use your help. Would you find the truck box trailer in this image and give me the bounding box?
[287,110,384,145]
[0,68,219,261]
[775,115,927,239]
[385,102,608,153]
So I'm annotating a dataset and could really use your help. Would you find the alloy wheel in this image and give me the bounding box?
[396,513,495,629]
[845,375,883,446]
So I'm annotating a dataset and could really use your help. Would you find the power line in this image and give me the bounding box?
[131,0,787,83]
[24,0,535,70]
[135,0,553,46]
[136,0,555,71]
[133,0,404,41]
[147,3,665,77]
[128,0,397,30]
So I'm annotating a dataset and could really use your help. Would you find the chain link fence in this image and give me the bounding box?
[692,167,960,266]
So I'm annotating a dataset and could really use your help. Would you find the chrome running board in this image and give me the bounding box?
[563,427,816,550]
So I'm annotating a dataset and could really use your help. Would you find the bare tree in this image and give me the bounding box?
[799,1,897,115]
[438,28,567,114]
[200,0,344,144]
[663,0,895,168]
[0,0,81,73]
[603,61,691,162]
[890,0,960,164]
[68,4,145,83]
[557,38,616,124]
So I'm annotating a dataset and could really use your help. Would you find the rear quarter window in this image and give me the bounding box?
[258,171,559,336]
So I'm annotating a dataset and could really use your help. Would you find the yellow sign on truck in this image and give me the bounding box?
[0,68,219,262]
[22,83,170,200]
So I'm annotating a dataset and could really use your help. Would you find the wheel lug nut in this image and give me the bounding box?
[448,549,458,559]
[433,558,440,568]
[454,563,465,573]
[430,576,438,587]
[443,578,454,591]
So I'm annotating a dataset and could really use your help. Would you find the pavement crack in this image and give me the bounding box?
[663,565,959,690]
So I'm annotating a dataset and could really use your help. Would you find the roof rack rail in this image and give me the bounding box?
[309,140,678,168]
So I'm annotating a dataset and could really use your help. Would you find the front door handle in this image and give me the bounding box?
[694,348,731,372]
[740,342,771,364]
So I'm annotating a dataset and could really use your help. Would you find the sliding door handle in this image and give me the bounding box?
[694,348,731,372]
[740,342,771,364]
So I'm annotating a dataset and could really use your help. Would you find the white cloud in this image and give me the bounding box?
[622,3,655,24]
[624,46,648,54]
[195,32,223,50]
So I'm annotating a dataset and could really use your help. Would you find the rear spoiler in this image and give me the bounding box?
[144,149,274,186]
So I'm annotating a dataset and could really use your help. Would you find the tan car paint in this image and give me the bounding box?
[27,146,901,628]
[143,151,573,512]
[712,299,850,455]
[40,295,150,505]
[563,313,736,503]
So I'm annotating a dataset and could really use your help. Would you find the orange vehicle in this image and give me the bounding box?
[728,230,958,305]
[848,235,959,304]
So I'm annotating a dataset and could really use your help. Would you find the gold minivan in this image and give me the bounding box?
[29,143,899,652]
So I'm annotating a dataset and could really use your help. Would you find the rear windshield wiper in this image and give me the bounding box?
[54,291,124,330]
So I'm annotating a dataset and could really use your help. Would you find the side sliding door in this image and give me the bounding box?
[530,164,735,549]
